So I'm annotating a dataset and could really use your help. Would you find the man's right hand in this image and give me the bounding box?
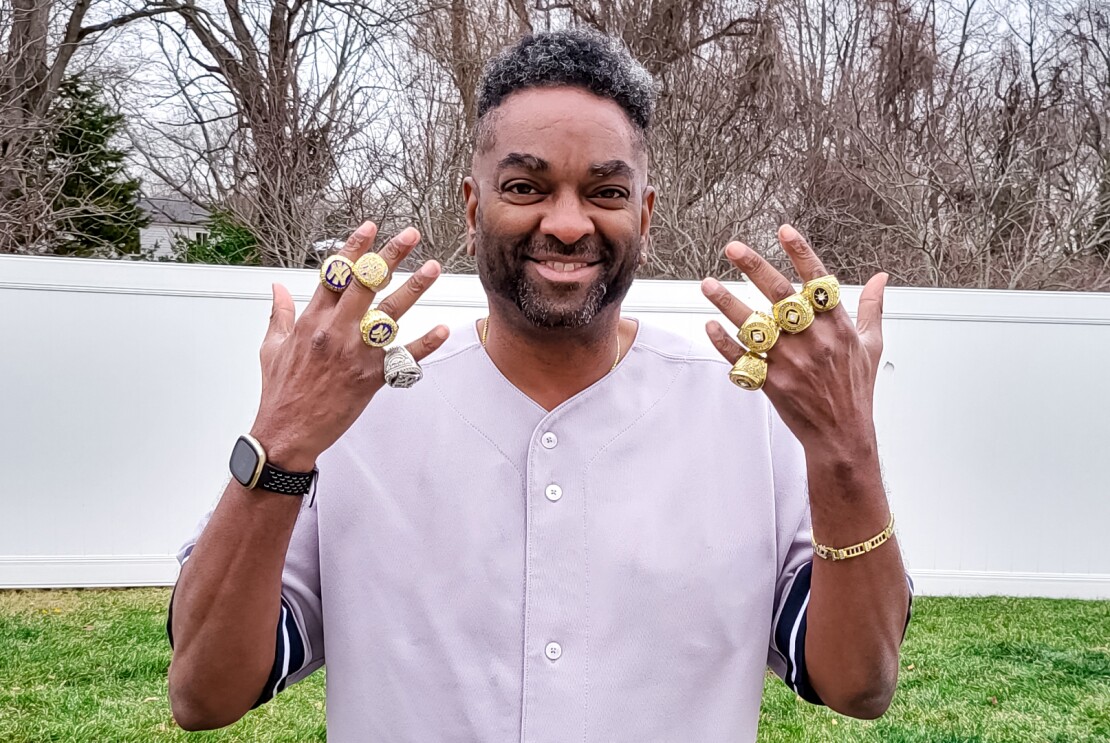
[167,221,448,731]
[249,221,449,472]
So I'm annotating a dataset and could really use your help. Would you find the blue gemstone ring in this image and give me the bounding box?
[320,255,355,293]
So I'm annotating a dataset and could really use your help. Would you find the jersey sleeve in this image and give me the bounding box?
[763,408,914,705]
[763,431,824,705]
[167,494,325,707]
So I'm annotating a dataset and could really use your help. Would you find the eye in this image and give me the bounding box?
[502,181,539,195]
[594,187,629,200]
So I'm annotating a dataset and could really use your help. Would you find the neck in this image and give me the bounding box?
[481,301,628,411]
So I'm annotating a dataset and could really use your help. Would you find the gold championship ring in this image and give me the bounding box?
[360,308,398,348]
[319,255,354,293]
[738,311,779,354]
[728,352,768,391]
[772,293,815,334]
[352,252,390,291]
[803,275,840,312]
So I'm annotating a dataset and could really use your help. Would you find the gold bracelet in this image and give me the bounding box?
[812,514,895,561]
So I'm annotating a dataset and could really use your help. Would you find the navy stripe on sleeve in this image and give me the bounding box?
[773,560,824,705]
[252,596,308,708]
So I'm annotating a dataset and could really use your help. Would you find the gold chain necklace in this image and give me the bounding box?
[481,316,621,372]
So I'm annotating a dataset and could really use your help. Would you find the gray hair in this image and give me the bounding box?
[475,30,656,152]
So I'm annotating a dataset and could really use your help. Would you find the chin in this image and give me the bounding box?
[516,280,609,329]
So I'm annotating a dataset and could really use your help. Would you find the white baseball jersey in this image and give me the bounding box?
[172,321,908,741]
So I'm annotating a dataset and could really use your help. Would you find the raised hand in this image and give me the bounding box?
[700,224,887,456]
[250,221,449,471]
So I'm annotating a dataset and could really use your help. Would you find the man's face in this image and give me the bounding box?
[465,87,655,330]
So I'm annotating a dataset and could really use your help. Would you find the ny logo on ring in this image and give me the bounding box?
[369,323,394,344]
[326,262,352,287]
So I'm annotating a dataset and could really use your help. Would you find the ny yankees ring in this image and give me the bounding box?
[383,345,423,388]
[353,252,390,291]
[360,308,398,348]
[319,255,354,292]
[803,275,840,312]
[738,311,779,354]
[772,293,815,334]
[728,352,768,391]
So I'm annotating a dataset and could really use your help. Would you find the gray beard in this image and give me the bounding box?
[515,277,609,329]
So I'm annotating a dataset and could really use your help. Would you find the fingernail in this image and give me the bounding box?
[356,221,376,236]
[399,227,420,245]
[780,224,800,242]
[725,243,744,260]
[701,277,721,293]
[420,261,440,276]
[435,326,449,340]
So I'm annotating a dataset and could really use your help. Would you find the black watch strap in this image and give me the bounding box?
[256,463,318,496]
[231,434,317,497]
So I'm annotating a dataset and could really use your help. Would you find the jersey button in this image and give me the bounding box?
[541,432,558,449]
[545,641,562,661]
[545,484,563,502]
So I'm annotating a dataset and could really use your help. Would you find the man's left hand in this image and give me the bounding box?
[701,224,887,461]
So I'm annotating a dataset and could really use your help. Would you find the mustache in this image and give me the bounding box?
[517,234,610,262]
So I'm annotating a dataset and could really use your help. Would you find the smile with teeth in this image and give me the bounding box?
[542,260,590,272]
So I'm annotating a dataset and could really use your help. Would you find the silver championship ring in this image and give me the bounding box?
[383,345,423,389]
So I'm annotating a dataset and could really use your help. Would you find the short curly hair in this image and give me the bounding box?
[474,29,656,153]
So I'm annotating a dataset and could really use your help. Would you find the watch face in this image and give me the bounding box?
[230,436,262,488]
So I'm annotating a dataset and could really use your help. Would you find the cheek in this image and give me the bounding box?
[481,200,542,239]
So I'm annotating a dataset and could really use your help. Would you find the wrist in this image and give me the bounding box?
[805,434,884,508]
[248,427,318,473]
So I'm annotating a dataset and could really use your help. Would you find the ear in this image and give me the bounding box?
[463,177,479,257]
[639,186,656,265]
[640,185,655,241]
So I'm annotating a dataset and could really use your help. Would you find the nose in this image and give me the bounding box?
[539,192,595,246]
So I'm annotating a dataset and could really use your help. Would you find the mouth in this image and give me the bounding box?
[526,257,602,283]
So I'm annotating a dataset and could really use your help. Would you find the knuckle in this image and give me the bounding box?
[716,292,735,311]
[406,274,426,295]
[310,328,332,352]
[376,298,396,317]
[380,241,402,261]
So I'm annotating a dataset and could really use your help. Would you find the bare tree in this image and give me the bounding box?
[128,0,421,267]
[0,0,172,251]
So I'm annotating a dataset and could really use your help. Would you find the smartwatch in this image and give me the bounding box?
[229,434,317,496]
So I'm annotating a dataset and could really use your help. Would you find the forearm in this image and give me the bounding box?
[168,480,303,730]
[803,445,910,718]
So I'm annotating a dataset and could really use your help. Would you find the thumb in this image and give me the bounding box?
[267,283,296,340]
[856,272,888,358]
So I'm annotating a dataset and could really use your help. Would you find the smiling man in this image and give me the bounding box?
[167,30,912,742]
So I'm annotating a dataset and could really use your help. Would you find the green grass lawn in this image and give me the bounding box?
[0,590,1107,742]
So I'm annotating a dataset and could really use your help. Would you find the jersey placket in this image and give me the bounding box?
[520,416,589,743]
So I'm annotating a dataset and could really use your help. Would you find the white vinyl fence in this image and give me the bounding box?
[1,255,1108,598]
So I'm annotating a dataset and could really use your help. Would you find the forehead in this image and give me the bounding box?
[479,87,643,173]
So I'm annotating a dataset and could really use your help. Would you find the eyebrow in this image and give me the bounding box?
[496,153,549,173]
[589,160,636,180]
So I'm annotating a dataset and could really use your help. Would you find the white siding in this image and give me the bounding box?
[1,255,1109,597]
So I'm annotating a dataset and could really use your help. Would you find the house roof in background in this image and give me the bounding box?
[139,198,210,226]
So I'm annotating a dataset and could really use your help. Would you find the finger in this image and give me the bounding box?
[405,325,451,362]
[724,241,795,303]
[305,220,379,315]
[375,260,441,322]
[267,283,296,340]
[856,272,888,362]
[705,320,745,364]
[701,276,756,330]
[777,224,831,283]
[335,226,422,325]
